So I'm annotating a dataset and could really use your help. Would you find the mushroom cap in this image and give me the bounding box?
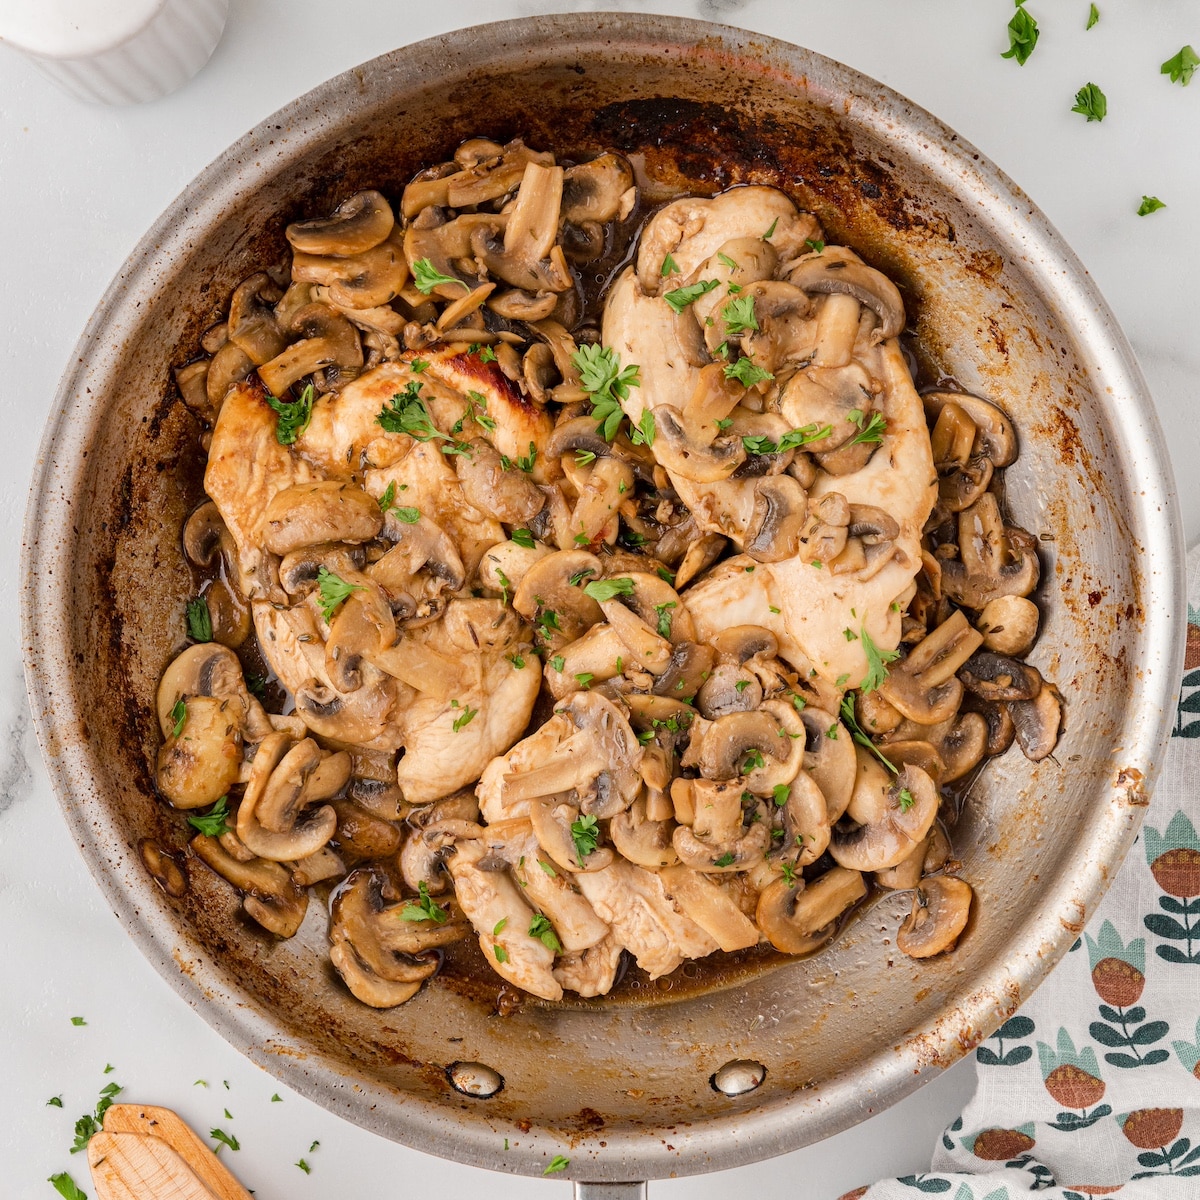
[190,833,309,938]
[922,391,1017,467]
[155,695,243,809]
[755,865,867,955]
[609,795,679,868]
[287,189,395,257]
[788,246,905,341]
[653,406,746,483]
[829,761,939,872]
[530,799,614,873]
[797,705,856,821]
[454,437,545,525]
[745,475,808,563]
[696,662,762,719]
[960,651,1043,702]
[976,595,1040,658]
[897,875,973,958]
[652,640,716,702]
[562,152,635,224]
[1011,685,1063,762]
[696,709,788,782]
[511,548,603,640]
[228,272,288,365]
[657,865,759,951]
[156,642,251,738]
[878,610,982,726]
[262,480,383,556]
[674,532,727,589]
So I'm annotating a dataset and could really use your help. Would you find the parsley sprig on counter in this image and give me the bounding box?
[1001,4,1039,65]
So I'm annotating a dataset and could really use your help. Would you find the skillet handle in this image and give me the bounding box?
[574,1185,648,1199]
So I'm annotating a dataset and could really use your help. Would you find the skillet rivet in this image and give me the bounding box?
[447,1061,504,1098]
[711,1059,766,1097]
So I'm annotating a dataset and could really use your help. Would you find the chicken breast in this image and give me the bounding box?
[447,840,562,1001]
[576,859,718,979]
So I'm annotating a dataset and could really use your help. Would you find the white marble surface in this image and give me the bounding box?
[1,2,1197,1197]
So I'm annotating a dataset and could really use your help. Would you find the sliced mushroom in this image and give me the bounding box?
[1011,685,1062,761]
[889,712,988,784]
[788,245,905,342]
[455,438,545,524]
[511,548,603,641]
[228,273,287,365]
[797,492,850,565]
[278,542,365,597]
[652,641,715,702]
[477,538,553,594]
[696,709,788,782]
[206,341,254,409]
[601,598,673,675]
[874,837,929,891]
[190,833,308,938]
[876,739,946,788]
[328,868,447,1008]
[400,792,479,894]
[236,732,337,862]
[571,455,636,545]
[286,190,395,257]
[258,303,363,396]
[292,229,408,310]
[778,770,833,866]
[779,364,877,456]
[797,705,857,821]
[829,758,938,872]
[696,663,761,719]
[257,739,351,833]
[745,475,808,563]
[897,876,973,958]
[562,152,635,224]
[959,652,1043,702]
[657,865,759,951]
[545,622,627,698]
[530,799,614,873]
[262,481,382,556]
[941,494,1040,610]
[653,406,746,483]
[673,782,770,872]
[156,695,243,809]
[976,595,1040,657]
[675,532,727,589]
[610,794,678,868]
[878,610,984,725]
[756,866,867,955]
[922,391,1016,467]
[931,400,994,513]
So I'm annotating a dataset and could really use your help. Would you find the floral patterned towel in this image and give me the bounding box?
[844,546,1200,1200]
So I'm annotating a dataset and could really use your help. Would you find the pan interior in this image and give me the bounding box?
[23,15,1178,1180]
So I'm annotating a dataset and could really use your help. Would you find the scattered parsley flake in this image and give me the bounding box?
[550,655,566,672]
[271,1094,282,1102]
[400,881,449,924]
[508,653,526,669]
[769,605,781,615]
[791,693,806,711]
[717,252,740,270]
[656,567,676,585]
[70,1017,86,1027]
[1001,5,1039,65]
[583,577,635,602]
[187,796,231,838]
[539,859,557,876]
[780,862,798,888]
[721,294,759,335]
[724,357,774,388]
[575,448,597,466]
[186,596,212,643]
[742,747,766,773]
[713,851,736,868]
[316,567,364,621]
[850,412,887,445]
[1137,196,1166,216]
[510,528,535,549]
[860,627,900,693]
[654,601,676,638]
[297,1159,311,1174]
[266,383,314,446]
[631,408,656,448]
[735,679,751,694]
[170,698,187,738]
[493,917,508,937]
[1086,3,1099,29]
[1162,45,1199,86]
[376,381,448,442]
[1072,82,1107,122]
[661,253,679,277]
[772,784,790,807]
[47,1095,64,1107]
[452,704,479,732]
[412,257,467,294]
[804,238,826,254]
[410,358,430,373]
[839,694,899,774]
[897,788,916,813]
[544,1156,570,1176]
[763,217,779,240]
[528,913,563,953]
[493,944,509,963]
[663,279,721,314]
[571,814,600,864]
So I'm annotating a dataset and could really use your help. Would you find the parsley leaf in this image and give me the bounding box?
[186,596,212,643]
[570,814,600,864]
[297,1159,311,1174]
[48,1173,88,1200]
[266,383,314,446]
[508,653,525,669]
[804,237,825,254]
[839,694,899,774]
[1001,5,1039,65]
[583,577,635,602]
[410,358,429,373]
[724,358,774,388]
[575,449,597,466]
[654,601,676,639]
[171,698,187,739]
[528,913,563,953]
[210,1127,240,1154]
[779,861,798,888]
[494,944,509,963]
[315,567,364,621]
[721,294,759,335]
[401,881,448,923]
[713,851,736,868]
[574,672,594,688]
[897,788,916,813]
[741,424,831,456]
[630,408,655,448]
[47,1095,64,1107]
[772,784,790,807]
[1071,81,1108,122]
[376,381,449,441]
[573,344,641,441]
[860,627,900,693]
[187,796,231,838]
[392,506,421,523]
[544,1156,570,1176]
[1162,45,1199,86]
[661,253,679,278]
[452,703,479,732]
[1086,3,1099,29]
[850,412,887,445]
[717,252,739,270]
[663,279,721,314]
[1137,196,1167,216]
[510,528,535,549]
[70,1082,123,1154]
[763,217,779,240]
[550,655,565,672]
[411,257,467,294]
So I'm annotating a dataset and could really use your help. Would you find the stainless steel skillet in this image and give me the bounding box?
[20,13,1182,1196]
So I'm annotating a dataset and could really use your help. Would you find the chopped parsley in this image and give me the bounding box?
[657,567,676,585]
[1001,4,1039,66]
[71,1082,123,1154]
[410,358,430,373]
[763,217,779,240]
[266,383,314,446]
[717,252,740,270]
[316,567,364,621]
[452,703,479,732]
[544,1156,570,1176]
[494,944,509,963]
[510,528,536,549]
[721,294,759,335]
[654,601,676,638]
[1162,45,1199,86]
[630,408,656,447]
[741,747,766,773]
[1072,82,1107,122]
[210,1127,240,1154]
[897,788,916,813]
[661,253,679,277]
[412,257,467,294]
[860,627,900,693]
[401,881,448,924]
[48,1174,88,1200]
[539,858,557,876]
[187,796,231,838]
[1086,3,1099,29]
[297,1159,311,1174]
[570,813,600,863]
[508,653,526,669]
[1137,196,1167,216]
[573,344,641,441]
[735,679,751,694]
[528,913,563,953]
[574,672,594,688]
[583,577,635,602]
[742,423,832,456]
[493,918,508,936]
[170,698,187,738]
[575,449,597,466]
[550,655,566,672]
[377,381,447,441]
[664,279,721,314]
[186,596,212,643]
[779,862,798,888]
[47,1095,64,1107]
[850,412,887,445]
[804,238,826,254]
[724,358,774,388]
[713,851,736,868]
[772,784,790,807]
